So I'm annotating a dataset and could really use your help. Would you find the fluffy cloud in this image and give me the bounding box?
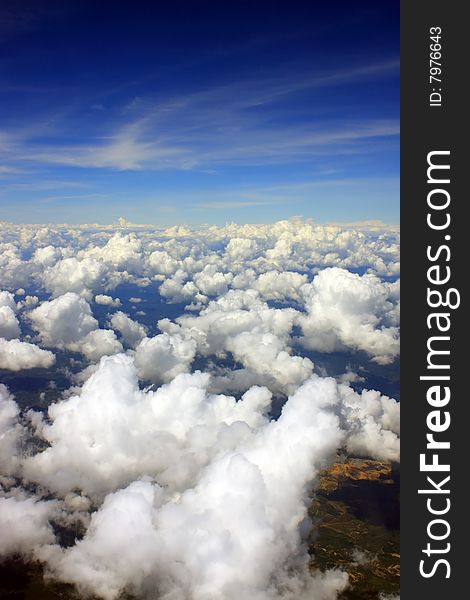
[159,269,204,304]
[338,385,400,462]
[0,219,400,600]
[0,290,17,311]
[193,264,233,297]
[147,249,179,276]
[109,311,147,348]
[0,384,25,476]
[22,354,270,498]
[0,306,20,340]
[29,292,98,348]
[95,294,121,307]
[0,291,20,339]
[224,236,260,261]
[17,295,39,309]
[28,292,122,360]
[79,329,123,362]
[0,338,56,371]
[0,494,59,559]
[0,243,35,290]
[298,268,399,364]
[251,270,308,302]
[32,245,61,268]
[134,332,197,383]
[166,289,308,393]
[226,331,313,393]
[43,257,109,298]
[0,346,399,599]
[0,219,400,304]
[18,355,357,599]
[22,354,398,504]
[84,232,143,273]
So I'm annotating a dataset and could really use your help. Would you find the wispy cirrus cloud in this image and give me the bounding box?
[0,59,398,173]
[0,165,25,176]
[13,118,397,172]
[39,193,110,204]
[4,179,89,191]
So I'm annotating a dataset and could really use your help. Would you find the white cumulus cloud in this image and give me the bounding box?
[298,268,399,364]
[0,338,55,371]
[28,292,122,360]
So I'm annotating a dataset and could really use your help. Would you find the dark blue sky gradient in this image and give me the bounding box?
[0,0,399,224]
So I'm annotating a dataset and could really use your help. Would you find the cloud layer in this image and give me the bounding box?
[2,353,398,599]
[0,218,399,599]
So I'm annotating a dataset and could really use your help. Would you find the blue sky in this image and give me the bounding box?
[0,0,399,225]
